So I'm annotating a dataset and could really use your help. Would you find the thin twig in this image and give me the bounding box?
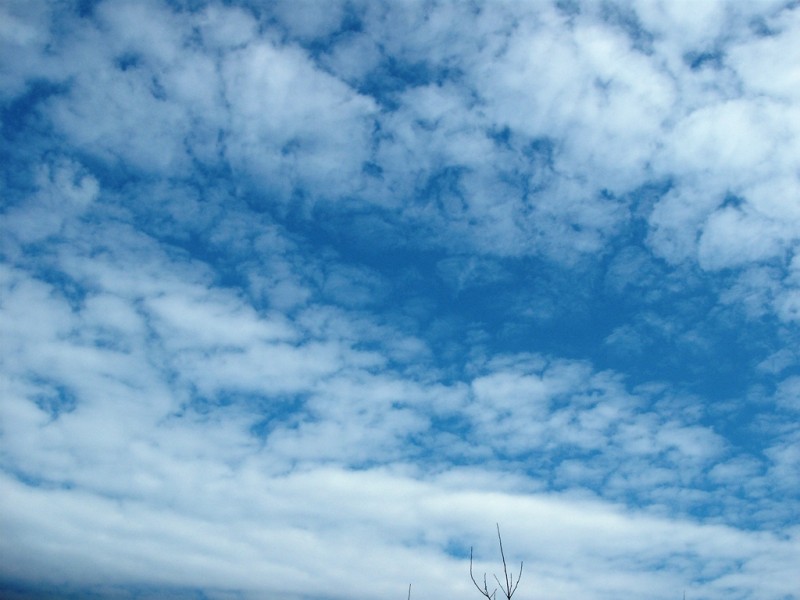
[470,525,523,600]
[470,546,497,599]
[495,523,523,599]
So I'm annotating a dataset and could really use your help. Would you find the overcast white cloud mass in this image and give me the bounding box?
[1,1,799,599]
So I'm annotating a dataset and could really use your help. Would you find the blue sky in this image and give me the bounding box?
[1,0,799,598]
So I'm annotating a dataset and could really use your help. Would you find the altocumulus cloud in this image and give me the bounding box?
[1,1,799,599]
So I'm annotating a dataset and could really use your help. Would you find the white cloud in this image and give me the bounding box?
[3,2,800,598]
[0,0,54,99]
[463,354,729,499]
[221,39,377,200]
[3,159,98,244]
[775,287,800,322]
[659,100,776,188]
[268,0,348,42]
[774,376,800,412]
[6,0,797,308]
[698,205,788,270]
[198,4,259,50]
[146,290,296,349]
[2,464,798,600]
[726,4,800,102]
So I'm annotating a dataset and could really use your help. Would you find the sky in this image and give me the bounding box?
[1,0,799,598]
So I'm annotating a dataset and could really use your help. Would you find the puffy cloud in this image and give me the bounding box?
[698,205,788,270]
[2,463,799,600]
[0,0,55,99]
[2,1,800,598]
[2,158,98,244]
[221,39,378,200]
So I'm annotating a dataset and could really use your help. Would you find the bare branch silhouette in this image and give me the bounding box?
[470,524,523,600]
[470,546,497,600]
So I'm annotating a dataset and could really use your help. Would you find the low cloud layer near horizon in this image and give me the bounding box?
[1,1,799,599]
